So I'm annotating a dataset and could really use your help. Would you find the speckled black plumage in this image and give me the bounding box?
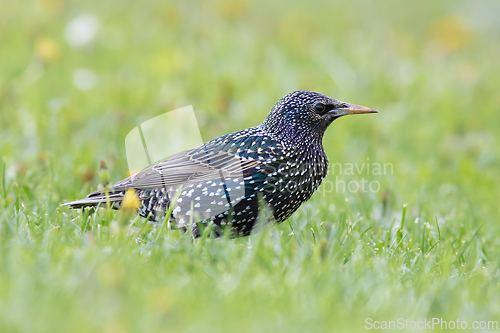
[63,91,376,237]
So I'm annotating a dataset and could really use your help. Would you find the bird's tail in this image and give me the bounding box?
[60,190,125,209]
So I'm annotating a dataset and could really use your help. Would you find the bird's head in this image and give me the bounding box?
[260,90,377,145]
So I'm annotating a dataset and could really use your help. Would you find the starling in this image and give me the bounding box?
[63,91,377,237]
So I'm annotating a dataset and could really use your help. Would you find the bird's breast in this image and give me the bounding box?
[254,145,329,222]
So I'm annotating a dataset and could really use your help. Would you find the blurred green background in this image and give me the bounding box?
[1,0,500,332]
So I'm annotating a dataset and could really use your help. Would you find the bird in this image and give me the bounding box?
[62,91,377,237]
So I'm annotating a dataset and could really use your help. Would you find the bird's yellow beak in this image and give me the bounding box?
[341,103,378,115]
[328,103,378,118]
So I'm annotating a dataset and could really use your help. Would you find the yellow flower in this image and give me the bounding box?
[121,189,141,211]
[432,16,472,52]
[35,37,60,63]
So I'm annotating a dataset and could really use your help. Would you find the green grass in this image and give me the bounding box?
[1,0,500,332]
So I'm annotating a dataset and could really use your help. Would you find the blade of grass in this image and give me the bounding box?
[155,185,183,243]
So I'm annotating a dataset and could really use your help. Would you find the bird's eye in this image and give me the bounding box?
[314,103,326,113]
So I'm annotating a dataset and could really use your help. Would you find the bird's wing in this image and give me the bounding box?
[111,133,267,191]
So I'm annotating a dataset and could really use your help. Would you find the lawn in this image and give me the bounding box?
[1,0,500,332]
